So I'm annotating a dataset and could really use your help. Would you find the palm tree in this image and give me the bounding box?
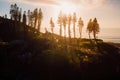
[92,18,100,40]
[73,12,77,38]
[57,11,62,37]
[87,19,93,39]
[38,8,43,32]
[62,14,67,38]
[78,17,84,39]
[68,14,72,40]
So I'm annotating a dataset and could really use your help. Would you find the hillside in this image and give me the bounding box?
[0,17,120,80]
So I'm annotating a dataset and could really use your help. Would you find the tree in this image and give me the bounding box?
[50,17,55,39]
[37,8,43,32]
[87,19,93,39]
[10,4,14,20]
[30,12,34,27]
[33,8,38,29]
[28,10,34,27]
[10,4,18,21]
[14,4,18,21]
[27,10,31,26]
[92,18,100,40]
[18,8,22,22]
[68,14,72,40]
[78,17,84,39]
[23,11,27,39]
[23,11,27,25]
[62,14,67,38]
[5,14,7,19]
[57,11,63,38]
[73,12,77,38]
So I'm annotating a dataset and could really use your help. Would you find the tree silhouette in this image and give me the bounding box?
[10,4,14,20]
[78,17,84,39]
[87,19,93,39]
[33,8,38,29]
[23,11,27,39]
[73,12,77,38]
[5,14,7,19]
[23,11,27,25]
[27,10,31,26]
[27,10,34,27]
[10,4,18,21]
[50,17,55,39]
[31,12,34,27]
[18,8,22,22]
[37,8,43,32]
[68,14,72,40]
[10,3,22,22]
[14,4,18,21]
[92,18,100,40]
[62,14,67,38]
[57,11,63,38]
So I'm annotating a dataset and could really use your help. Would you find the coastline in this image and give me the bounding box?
[106,42,120,49]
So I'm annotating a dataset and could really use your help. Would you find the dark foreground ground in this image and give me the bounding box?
[0,17,120,80]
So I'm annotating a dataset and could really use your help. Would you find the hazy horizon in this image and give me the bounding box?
[0,0,120,43]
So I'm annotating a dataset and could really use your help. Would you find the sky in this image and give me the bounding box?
[0,0,120,37]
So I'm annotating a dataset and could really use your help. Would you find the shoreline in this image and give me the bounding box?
[106,42,120,49]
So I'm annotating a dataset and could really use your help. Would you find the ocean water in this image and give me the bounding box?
[75,28,120,43]
[99,28,120,43]
[43,27,120,43]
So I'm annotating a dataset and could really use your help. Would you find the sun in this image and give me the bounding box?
[60,2,76,14]
[53,2,77,37]
[57,2,76,15]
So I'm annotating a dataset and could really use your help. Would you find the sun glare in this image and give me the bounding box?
[53,2,77,37]
[55,2,76,16]
[57,2,76,15]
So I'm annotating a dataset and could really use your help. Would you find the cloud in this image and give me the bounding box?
[67,0,106,9]
[2,0,120,8]
[0,0,60,6]
[24,0,60,5]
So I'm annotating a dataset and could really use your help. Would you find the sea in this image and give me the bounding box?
[99,28,120,43]
[81,28,120,43]
[43,27,120,43]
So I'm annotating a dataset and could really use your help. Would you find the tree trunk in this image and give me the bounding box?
[73,23,76,38]
[79,27,82,39]
[60,24,62,37]
[68,24,71,39]
[38,20,41,32]
[64,26,66,38]
[89,32,91,39]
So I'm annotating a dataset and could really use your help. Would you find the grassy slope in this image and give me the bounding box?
[0,17,120,80]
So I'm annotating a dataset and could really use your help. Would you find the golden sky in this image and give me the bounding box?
[0,0,120,37]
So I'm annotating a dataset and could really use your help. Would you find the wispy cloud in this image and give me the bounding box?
[24,0,60,5]
[0,0,61,5]
[1,0,120,8]
[67,0,106,9]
